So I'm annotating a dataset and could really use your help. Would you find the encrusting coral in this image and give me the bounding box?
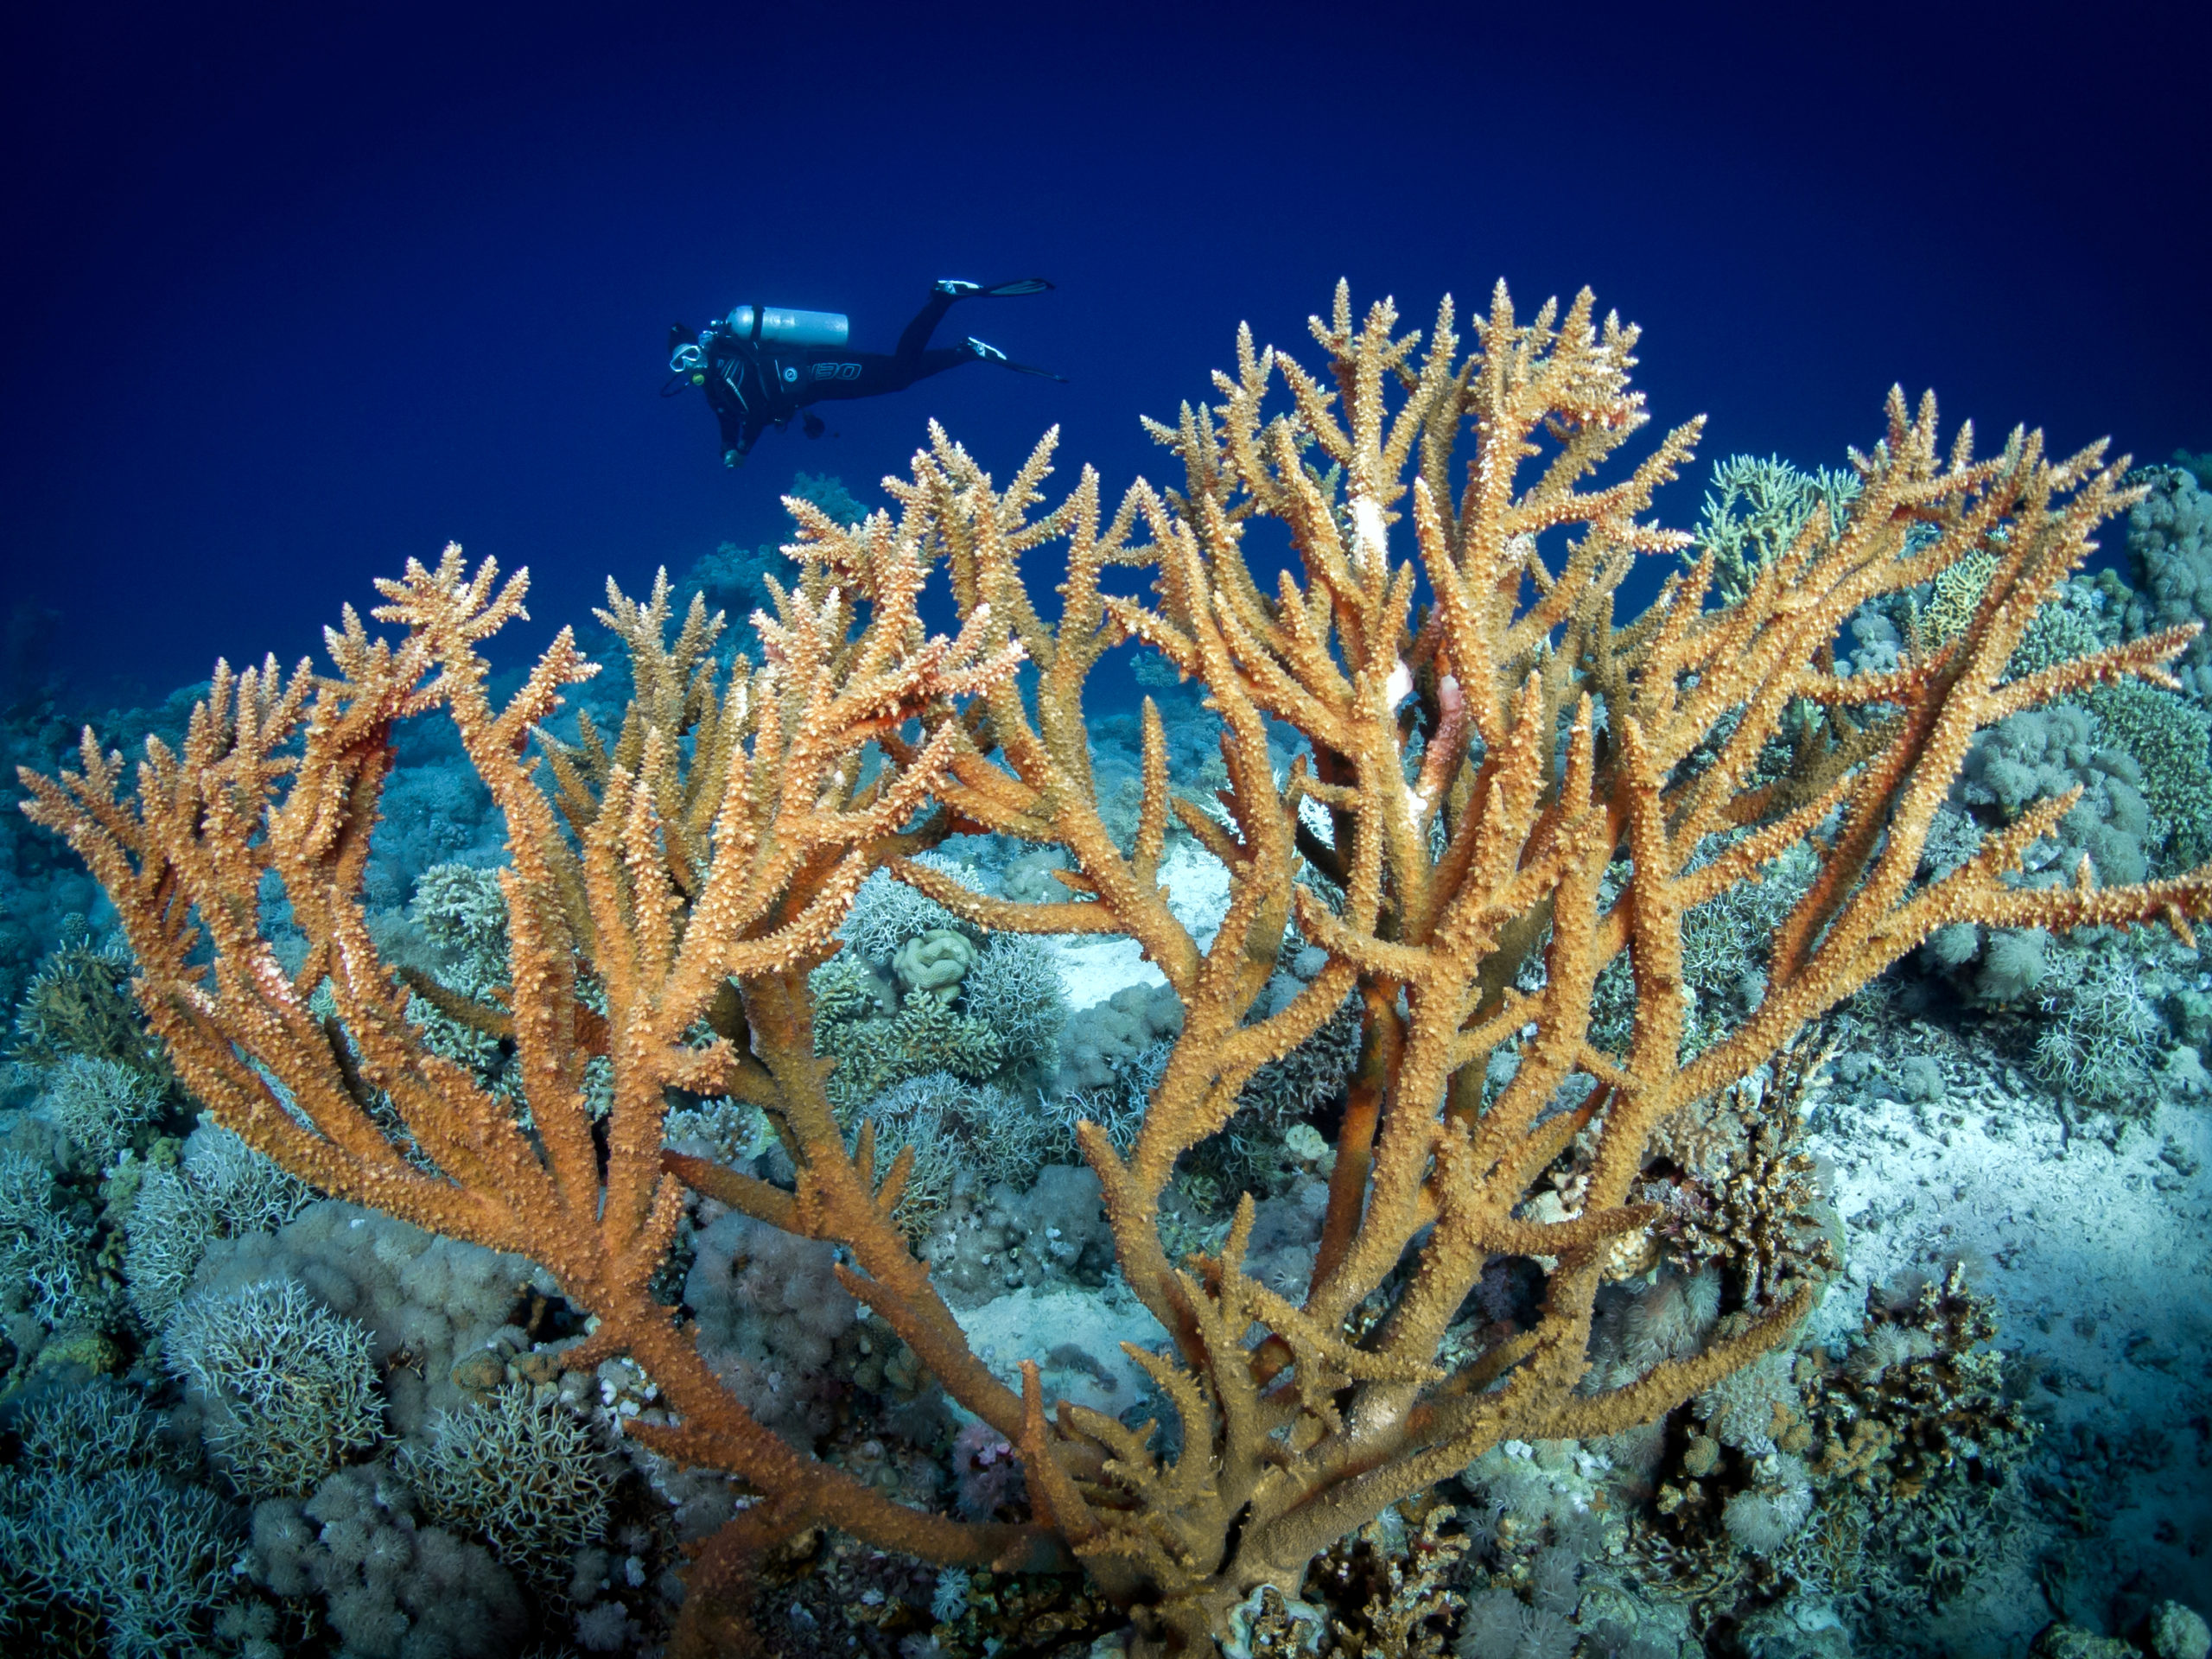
[21,281,2212,1656]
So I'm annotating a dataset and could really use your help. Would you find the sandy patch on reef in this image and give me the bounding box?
[1804,1033,2212,1644]
[949,1285,1168,1421]
[1043,840,1230,1010]
[1808,1056,2211,1431]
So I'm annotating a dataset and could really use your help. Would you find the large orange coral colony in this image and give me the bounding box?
[23,284,2212,1655]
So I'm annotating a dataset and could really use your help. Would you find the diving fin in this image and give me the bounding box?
[938,277,1054,299]
[967,337,1065,381]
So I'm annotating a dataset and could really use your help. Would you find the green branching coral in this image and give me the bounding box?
[1687,453,1861,602]
[810,951,887,1025]
[883,989,1003,1086]
[9,923,157,1073]
[2082,678,2212,869]
[814,966,1007,1109]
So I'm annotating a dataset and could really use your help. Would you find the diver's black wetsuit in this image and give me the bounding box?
[678,280,1059,465]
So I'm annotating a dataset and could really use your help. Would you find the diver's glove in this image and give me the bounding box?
[723,448,745,469]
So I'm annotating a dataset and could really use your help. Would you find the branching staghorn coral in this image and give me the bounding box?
[20,282,2212,1657]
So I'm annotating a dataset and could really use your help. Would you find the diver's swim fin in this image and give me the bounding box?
[967,337,1066,381]
[937,277,1054,299]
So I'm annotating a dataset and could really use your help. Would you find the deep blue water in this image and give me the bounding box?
[3,0,2208,705]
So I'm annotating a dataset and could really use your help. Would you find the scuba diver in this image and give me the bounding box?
[665,277,1064,467]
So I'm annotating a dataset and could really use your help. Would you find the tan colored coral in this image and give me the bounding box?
[23,283,2212,1656]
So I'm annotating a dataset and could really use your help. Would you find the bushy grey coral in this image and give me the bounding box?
[408,862,510,960]
[13,1373,176,1474]
[391,861,519,1097]
[162,1276,386,1497]
[837,855,984,960]
[956,933,1069,1081]
[38,1053,164,1167]
[185,1198,546,1436]
[398,1382,613,1581]
[0,1377,238,1657]
[124,1121,315,1326]
[848,1069,1064,1217]
[2026,944,2167,1113]
[0,1144,114,1328]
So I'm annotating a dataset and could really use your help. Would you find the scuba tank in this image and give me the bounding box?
[725,305,849,347]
